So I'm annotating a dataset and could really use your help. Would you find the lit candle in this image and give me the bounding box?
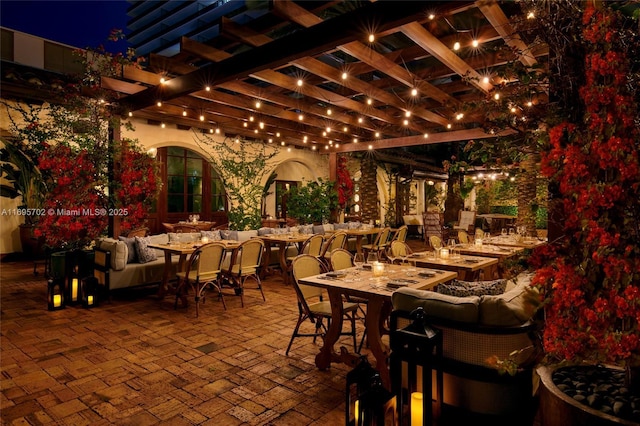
[440,248,449,259]
[87,295,94,305]
[372,261,385,277]
[71,278,78,301]
[411,392,423,426]
[201,236,209,244]
[53,294,62,308]
[354,400,359,423]
[475,238,483,247]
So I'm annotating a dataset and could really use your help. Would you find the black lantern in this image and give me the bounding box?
[81,277,98,308]
[390,308,443,426]
[345,356,377,426]
[47,278,65,311]
[345,356,397,426]
[357,373,397,426]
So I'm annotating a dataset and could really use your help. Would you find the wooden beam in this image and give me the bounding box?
[219,16,273,47]
[101,77,146,95]
[333,127,517,152]
[148,53,198,75]
[400,22,493,94]
[291,57,450,126]
[180,37,232,62]
[476,0,537,67]
[271,0,323,28]
[338,41,459,107]
[120,1,439,112]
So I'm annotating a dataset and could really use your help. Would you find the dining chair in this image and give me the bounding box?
[458,230,470,244]
[475,228,485,240]
[161,222,175,232]
[391,225,408,243]
[172,224,199,233]
[221,238,265,307]
[329,248,354,271]
[320,231,348,268]
[125,227,148,238]
[175,242,226,317]
[287,254,359,356]
[387,240,413,264]
[362,227,391,260]
[330,248,368,352]
[285,234,325,284]
[429,235,443,250]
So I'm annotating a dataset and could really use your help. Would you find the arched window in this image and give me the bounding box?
[158,147,226,226]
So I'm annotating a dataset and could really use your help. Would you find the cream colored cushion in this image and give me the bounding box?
[479,272,537,326]
[97,238,127,271]
[391,287,480,323]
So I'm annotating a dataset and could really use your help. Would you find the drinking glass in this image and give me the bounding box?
[353,253,364,269]
[501,228,507,236]
[367,252,379,264]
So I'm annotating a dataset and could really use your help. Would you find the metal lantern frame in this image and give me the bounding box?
[357,372,397,426]
[346,356,378,426]
[47,278,65,311]
[390,308,443,426]
[81,276,99,308]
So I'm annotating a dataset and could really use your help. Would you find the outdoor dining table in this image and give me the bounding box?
[255,233,309,284]
[148,239,241,301]
[483,235,547,249]
[408,251,499,281]
[326,227,383,256]
[298,263,457,390]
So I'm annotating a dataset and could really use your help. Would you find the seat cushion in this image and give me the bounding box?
[97,238,128,271]
[118,236,138,264]
[479,273,537,326]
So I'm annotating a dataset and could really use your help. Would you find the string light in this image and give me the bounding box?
[453,41,461,51]
[368,34,375,43]
[367,98,373,105]
[161,123,166,128]
[157,101,162,107]
[182,110,187,117]
[297,79,303,87]
[341,72,348,80]
[472,39,479,48]
[411,88,418,96]
[205,86,211,91]
[255,101,261,108]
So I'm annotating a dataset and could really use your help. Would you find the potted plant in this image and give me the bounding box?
[527,3,639,425]
[286,178,338,225]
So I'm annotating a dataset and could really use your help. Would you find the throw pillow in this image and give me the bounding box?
[135,236,157,264]
[118,236,138,263]
[201,230,222,241]
[437,279,506,297]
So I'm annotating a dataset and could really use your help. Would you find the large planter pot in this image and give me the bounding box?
[19,224,45,258]
[537,365,640,426]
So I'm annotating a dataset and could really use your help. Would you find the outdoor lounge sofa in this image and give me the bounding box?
[390,272,540,421]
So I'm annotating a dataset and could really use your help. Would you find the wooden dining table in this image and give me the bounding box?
[256,233,309,284]
[483,235,547,250]
[408,251,499,281]
[148,240,241,302]
[298,263,457,390]
[326,227,383,255]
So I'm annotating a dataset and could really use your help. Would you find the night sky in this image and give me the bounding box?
[1,1,130,53]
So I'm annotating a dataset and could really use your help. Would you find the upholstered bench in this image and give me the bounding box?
[390,272,541,419]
